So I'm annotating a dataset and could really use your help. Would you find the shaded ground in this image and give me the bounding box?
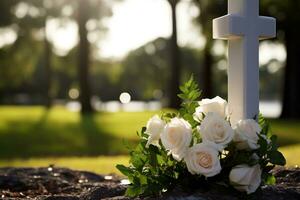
[0,167,299,200]
[0,167,127,200]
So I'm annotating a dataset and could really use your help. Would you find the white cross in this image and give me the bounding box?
[213,0,276,125]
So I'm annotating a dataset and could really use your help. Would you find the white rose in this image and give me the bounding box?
[199,112,234,150]
[184,142,221,177]
[161,118,192,161]
[229,164,262,194]
[145,115,166,148]
[233,119,262,150]
[193,96,228,121]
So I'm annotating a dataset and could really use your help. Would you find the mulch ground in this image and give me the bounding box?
[0,166,299,200]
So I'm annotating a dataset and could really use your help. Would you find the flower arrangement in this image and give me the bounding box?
[116,76,286,197]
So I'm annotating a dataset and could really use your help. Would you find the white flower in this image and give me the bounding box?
[145,115,166,148]
[193,96,228,121]
[161,118,192,161]
[229,164,262,194]
[233,119,262,150]
[199,112,234,150]
[184,142,221,177]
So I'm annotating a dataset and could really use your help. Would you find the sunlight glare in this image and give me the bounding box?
[100,0,171,59]
[0,28,17,48]
[260,42,286,65]
[47,18,78,56]
[100,0,203,59]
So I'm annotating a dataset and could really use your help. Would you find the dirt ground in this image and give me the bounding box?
[0,167,299,200]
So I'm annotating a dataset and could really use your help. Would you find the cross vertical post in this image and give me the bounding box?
[213,0,276,125]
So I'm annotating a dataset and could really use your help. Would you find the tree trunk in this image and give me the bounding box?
[168,0,181,109]
[280,28,300,119]
[201,40,213,98]
[77,0,93,114]
[44,19,52,108]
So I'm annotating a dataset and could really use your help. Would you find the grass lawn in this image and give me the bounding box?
[0,144,298,175]
[0,106,160,158]
[0,156,129,175]
[0,106,299,174]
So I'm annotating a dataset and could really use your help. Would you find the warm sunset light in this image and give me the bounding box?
[0,0,299,199]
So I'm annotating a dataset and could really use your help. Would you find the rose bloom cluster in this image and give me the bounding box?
[145,96,263,194]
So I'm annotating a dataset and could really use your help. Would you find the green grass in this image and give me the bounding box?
[0,106,160,158]
[0,156,129,175]
[280,144,300,167]
[0,106,299,174]
[269,119,300,146]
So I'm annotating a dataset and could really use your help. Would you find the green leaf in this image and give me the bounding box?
[139,174,148,185]
[258,114,272,137]
[265,174,276,185]
[177,94,186,99]
[149,145,159,167]
[178,75,201,102]
[177,75,202,126]
[270,135,279,151]
[268,151,286,166]
[116,165,133,177]
[125,185,142,197]
[258,135,268,154]
[130,154,145,170]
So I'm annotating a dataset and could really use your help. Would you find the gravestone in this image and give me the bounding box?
[213,0,276,125]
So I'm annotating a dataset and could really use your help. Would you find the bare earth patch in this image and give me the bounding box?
[0,167,299,200]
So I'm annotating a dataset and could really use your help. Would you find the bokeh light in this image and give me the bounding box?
[119,92,131,104]
[68,88,79,100]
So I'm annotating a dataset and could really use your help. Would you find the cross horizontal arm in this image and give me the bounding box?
[258,16,276,39]
[213,14,245,40]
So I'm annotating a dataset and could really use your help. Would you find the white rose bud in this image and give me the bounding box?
[161,118,192,161]
[229,164,262,194]
[145,115,165,148]
[199,112,234,150]
[184,142,221,177]
[233,119,262,150]
[193,96,228,121]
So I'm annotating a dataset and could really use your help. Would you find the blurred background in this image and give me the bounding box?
[0,0,299,174]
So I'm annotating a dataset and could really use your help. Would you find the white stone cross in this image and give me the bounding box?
[213,0,276,125]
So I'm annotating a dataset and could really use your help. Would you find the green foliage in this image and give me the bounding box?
[116,127,182,197]
[117,77,203,197]
[258,116,286,167]
[178,75,201,128]
[264,174,276,185]
[257,116,286,185]
[117,78,287,198]
[120,38,202,100]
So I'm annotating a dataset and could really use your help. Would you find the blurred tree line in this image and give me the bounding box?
[0,0,299,118]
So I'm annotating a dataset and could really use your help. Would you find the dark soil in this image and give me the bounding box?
[0,166,299,200]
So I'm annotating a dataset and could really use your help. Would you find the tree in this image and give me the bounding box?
[0,0,19,26]
[77,0,93,113]
[192,0,226,98]
[72,0,113,114]
[167,0,181,109]
[43,19,52,108]
[120,37,201,102]
[0,0,44,100]
[0,0,65,106]
[261,0,300,119]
